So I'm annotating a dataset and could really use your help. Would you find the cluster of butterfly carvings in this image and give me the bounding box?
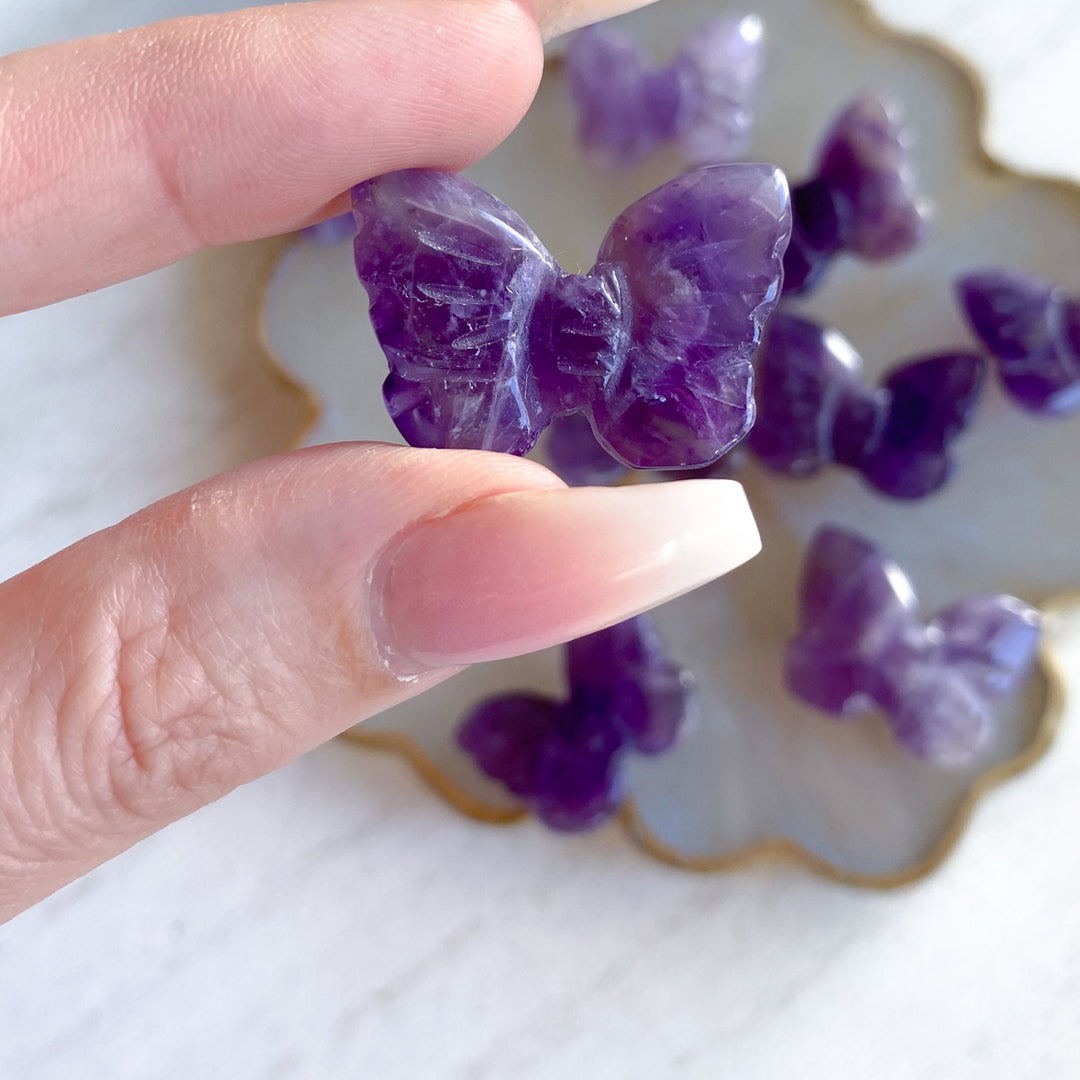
[302,15,1071,831]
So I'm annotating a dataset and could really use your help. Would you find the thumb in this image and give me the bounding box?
[0,444,758,919]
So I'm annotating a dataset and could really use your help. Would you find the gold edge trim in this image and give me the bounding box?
[340,728,529,825]
[852,0,1080,196]
[250,0,1080,887]
[252,233,324,451]
[622,606,1071,888]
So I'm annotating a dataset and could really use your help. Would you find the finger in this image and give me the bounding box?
[1,0,545,316]
[0,0,664,316]
[0,445,758,920]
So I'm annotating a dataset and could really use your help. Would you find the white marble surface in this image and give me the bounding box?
[1,1,1080,1077]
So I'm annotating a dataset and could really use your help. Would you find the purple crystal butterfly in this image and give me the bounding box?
[748,313,986,499]
[784,95,929,296]
[457,615,693,831]
[956,269,1080,416]
[565,15,764,168]
[786,528,1041,767]
[352,165,791,471]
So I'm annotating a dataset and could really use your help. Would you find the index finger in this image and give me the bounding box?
[1,0,547,315]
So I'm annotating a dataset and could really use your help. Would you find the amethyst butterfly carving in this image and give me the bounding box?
[457,615,694,831]
[749,313,986,499]
[565,14,765,168]
[956,269,1080,416]
[352,165,791,470]
[786,528,1041,768]
[783,95,929,296]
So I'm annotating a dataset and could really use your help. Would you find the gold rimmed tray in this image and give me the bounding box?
[261,0,1080,885]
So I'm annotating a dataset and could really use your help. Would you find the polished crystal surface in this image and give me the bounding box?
[786,528,1041,767]
[457,615,694,831]
[784,95,928,295]
[749,313,985,498]
[353,165,791,470]
[956,268,1080,415]
[544,414,743,486]
[566,15,764,168]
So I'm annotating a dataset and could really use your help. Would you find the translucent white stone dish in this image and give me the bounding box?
[263,0,1080,885]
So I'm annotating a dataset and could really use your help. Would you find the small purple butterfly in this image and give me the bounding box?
[565,15,764,168]
[956,268,1080,416]
[784,95,929,296]
[749,313,986,499]
[352,165,791,470]
[786,527,1041,767]
[457,615,694,831]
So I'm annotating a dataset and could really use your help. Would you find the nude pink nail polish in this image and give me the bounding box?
[371,479,760,675]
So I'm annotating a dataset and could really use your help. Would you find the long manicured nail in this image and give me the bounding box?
[534,0,663,40]
[372,479,760,674]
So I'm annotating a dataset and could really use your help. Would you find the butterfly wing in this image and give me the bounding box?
[590,164,791,469]
[353,169,557,455]
[750,313,873,476]
[676,15,764,165]
[530,708,627,832]
[457,693,563,800]
[956,270,1080,414]
[1057,296,1080,362]
[859,352,986,499]
[874,596,1037,767]
[785,527,916,716]
[932,594,1042,697]
[815,95,928,260]
[566,615,692,755]
[885,666,992,767]
[956,269,1056,359]
[566,24,671,167]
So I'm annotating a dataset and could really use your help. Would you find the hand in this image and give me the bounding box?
[0,0,759,922]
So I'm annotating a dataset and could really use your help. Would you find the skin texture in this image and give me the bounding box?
[0,0,545,314]
[0,0,758,924]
